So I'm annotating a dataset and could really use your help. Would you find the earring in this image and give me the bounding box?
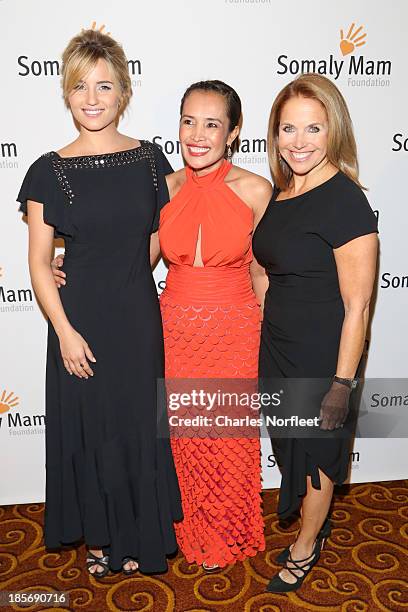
[227,145,233,161]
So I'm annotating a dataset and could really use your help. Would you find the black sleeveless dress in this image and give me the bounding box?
[252,172,378,519]
[17,141,182,572]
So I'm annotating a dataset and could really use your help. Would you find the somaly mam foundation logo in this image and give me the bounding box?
[0,389,45,434]
[0,267,34,313]
[17,21,142,86]
[276,22,391,87]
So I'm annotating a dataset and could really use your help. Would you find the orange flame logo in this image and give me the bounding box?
[0,390,19,414]
[83,21,111,36]
[340,23,367,56]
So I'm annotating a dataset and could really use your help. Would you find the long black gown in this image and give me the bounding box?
[17,141,182,572]
[252,171,378,519]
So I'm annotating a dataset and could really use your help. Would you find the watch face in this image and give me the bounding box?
[351,379,358,389]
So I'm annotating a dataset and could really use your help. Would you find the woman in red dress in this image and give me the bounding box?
[155,81,271,569]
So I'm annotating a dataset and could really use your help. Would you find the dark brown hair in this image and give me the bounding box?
[180,80,242,150]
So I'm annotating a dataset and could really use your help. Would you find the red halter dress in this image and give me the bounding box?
[159,160,265,567]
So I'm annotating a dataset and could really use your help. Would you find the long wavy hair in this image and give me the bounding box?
[268,73,364,190]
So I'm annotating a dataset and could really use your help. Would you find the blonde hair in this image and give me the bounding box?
[61,29,132,117]
[267,73,364,190]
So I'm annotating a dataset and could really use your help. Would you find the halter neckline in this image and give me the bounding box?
[186,159,232,189]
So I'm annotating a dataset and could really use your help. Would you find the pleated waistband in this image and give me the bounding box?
[162,264,256,305]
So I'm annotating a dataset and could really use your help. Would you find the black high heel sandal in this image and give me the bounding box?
[275,517,331,564]
[86,551,110,579]
[122,557,139,576]
[267,539,322,593]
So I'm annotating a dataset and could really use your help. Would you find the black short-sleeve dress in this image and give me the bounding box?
[17,141,182,572]
[252,171,378,519]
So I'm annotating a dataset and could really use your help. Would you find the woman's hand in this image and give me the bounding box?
[319,381,351,430]
[59,326,96,379]
[51,254,66,288]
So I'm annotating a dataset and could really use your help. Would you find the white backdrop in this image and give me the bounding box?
[1,0,407,504]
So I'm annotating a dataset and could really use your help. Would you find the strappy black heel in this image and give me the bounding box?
[275,517,331,564]
[86,550,110,579]
[267,539,322,593]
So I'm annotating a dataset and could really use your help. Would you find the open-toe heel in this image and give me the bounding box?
[122,557,139,576]
[86,551,110,579]
[202,562,220,573]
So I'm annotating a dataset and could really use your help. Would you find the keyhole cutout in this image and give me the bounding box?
[193,224,204,267]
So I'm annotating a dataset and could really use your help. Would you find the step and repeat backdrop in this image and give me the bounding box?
[1,0,407,504]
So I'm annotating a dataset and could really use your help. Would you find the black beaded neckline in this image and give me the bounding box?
[49,140,150,165]
[45,141,158,204]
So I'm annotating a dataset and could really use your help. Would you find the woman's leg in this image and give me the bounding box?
[278,468,333,584]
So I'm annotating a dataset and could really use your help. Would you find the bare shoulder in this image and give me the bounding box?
[226,165,273,209]
[166,167,187,199]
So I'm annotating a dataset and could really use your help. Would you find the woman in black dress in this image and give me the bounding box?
[17,29,181,578]
[252,73,378,592]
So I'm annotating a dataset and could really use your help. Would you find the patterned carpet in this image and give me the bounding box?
[1,481,407,612]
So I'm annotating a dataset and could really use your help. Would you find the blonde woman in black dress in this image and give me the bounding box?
[17,29,181,578]
[253,73,378,592]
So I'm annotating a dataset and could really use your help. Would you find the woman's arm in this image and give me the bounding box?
[28,201,70,332]
[150,172,180,270]
[248,177,272,313]
[250,258,269,314]
[334,232,378,377]
[319,232,378,430]
[27,201,95,378]
[150,231,161,269]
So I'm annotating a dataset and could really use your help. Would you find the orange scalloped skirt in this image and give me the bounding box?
[160,264,265,567]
